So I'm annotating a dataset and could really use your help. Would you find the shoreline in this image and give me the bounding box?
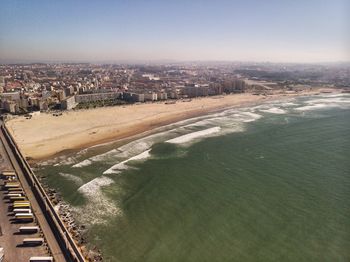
[32,87,349,262]
[5,89,331,161]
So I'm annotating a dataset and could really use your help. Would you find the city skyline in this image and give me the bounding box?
[1,0,349,63]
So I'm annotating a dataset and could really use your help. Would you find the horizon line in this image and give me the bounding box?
[1,59,350,66]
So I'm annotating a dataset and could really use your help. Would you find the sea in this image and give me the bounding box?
[36,93,350,262]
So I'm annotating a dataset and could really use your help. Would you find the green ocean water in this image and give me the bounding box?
[37,94,350,261]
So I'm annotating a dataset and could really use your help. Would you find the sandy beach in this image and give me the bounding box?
[5,91,323,160]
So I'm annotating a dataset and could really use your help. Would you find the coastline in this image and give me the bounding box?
[23,88,348,261]
[5,89,328,161]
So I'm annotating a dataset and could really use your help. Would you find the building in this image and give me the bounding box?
[0,92,21,113]
[30,97,39,108]
[57,90,66,101]
[3,100,19,114]
[157,92,168,100]
[20,97,29,109]
[1,92,20,101]
[209,83,223,96]
[123,92,145,103]
[144,92,158,101]
[168,90,180,99]
[61,96,77,110]
[39,100,49,111]
[42,90,52,100]
[64,86,75,97]
[223,79,246,93]
[182,85,209,98]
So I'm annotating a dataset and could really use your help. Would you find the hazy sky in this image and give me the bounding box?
[0,0,349,63]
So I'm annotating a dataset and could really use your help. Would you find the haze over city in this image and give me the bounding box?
[1,1,350,262]
[1,0,349,63]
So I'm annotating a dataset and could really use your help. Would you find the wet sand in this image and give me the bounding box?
[5,91,322,160]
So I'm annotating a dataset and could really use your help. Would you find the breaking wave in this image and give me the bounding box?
[103,150,152,174]
[260,107,287,114]
[72,159,92,168]
[295,93,350,112]
[59,172,83,186]
[166,127,221,144]
[75,176,119,225]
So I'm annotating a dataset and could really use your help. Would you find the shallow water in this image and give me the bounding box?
[37,93,350,261]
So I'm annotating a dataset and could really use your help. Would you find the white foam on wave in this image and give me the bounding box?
[73,149,119,168]
[90,149,118,161]
[103,149,151,174]
[39,155,76,167]
[183,119,214,128]
[260,107,287,114]
[173,110,260,135]
[59,172,83,185]
[73,140,151,168]
[279,102,299,107]
[166,127,221,144]
[306,97,350,105]
[239,112,262,122]
[78,176,114,194]
[319,93,347,98]
[72,159,92,168]
[76,176,119,225]
[76,148,88,156]
[295,94,350,111]
[295,102,350,111]
[72,107,263,169]
[115,141,152,159]
[251,98,297,110]
[73,132,168,168]
[100,114,248,175]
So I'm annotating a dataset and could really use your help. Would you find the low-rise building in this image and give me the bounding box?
[64,86,75,97]
[144,92,158,101]
[39,100,49,111]
[20,97,29,109]
[57,90,66,101]
[123,92,145,102]
[61,95,77,110]
[3,100,19,114]
[157,92,167,100]
[1,92,20,101]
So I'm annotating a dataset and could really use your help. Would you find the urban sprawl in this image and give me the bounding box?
[0,62,349,115]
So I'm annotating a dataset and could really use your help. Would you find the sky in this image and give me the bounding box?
[0,0,349,63]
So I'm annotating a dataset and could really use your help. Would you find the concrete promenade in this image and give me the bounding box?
[0,121,85,262]
[0,134,48,261]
